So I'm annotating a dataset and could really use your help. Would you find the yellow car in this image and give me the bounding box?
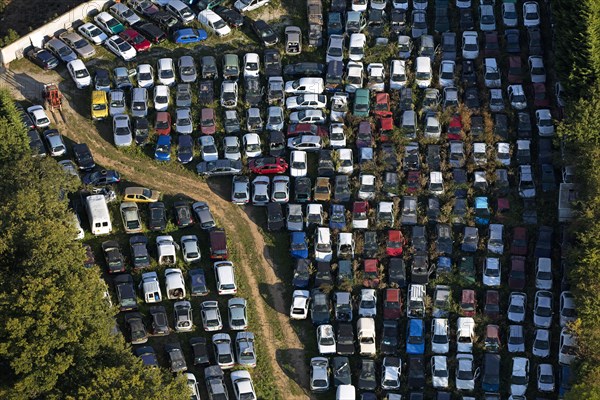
[123,186,161,203]
[91,90,108,120]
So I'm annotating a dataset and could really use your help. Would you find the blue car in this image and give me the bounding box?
[330,204,346,230]
[290,231,309,259]
[474,196,490,225]
[292,259,311,288]
[82,169,121,186]
[172,28,207,44]
[177,134,194,164]
[406,319,425,354]
[154,135,171,161]
[559,365,572,397]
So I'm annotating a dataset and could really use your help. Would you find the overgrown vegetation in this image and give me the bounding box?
[0,89,188,399]
[553,1,600,398]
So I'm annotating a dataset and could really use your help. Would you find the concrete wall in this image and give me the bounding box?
[0,0,111,65]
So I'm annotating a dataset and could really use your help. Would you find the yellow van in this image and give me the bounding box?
[91,90,108,120]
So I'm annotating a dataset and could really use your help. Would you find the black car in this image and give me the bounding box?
[535,226,553,258]
[390,10,407,37]
[363,231,378,259]
[336,323,355,355]
[314,261,333,287]
[198,79,214,104]
[283,62,325,79]
[388,258,406,287]
[244,77,263,106]
[408,355,425,389]
[367,9,386,38]
[173,201,194,228]
[380,143,398,171]
[494,113,509,139]
[358,359,377,391]
[332,356,351,386]
[505,29,521,54]
[517,112,532,138]
[268,130,285,157]
[102,240,125,274]
[411,225,427,253]
[133,117,149,145]
[461,60,477,87]
[124,312,148,344]
[134,346,158,367]
[527,27,543,56]
[427,197,440,224]
[27,130,46,157]
[470,115,484,138]
[251,19,278,47]
[149,305,170,335]
[189,268,208,296]
[333,175,351,202]
[459,9,474,30]
[72,143,95,171]
[267,202,284,231]
[318,150,335,177]
[294,176,312,202]
[381,320,399,355]
[26,47,59,70]
[538,138,553,165]
[213,6,244,27]
[190,337,210,365]
[383,172,400,197]
[151,10,180,33]
[464,87,480,109]
[263,49,282,77]
[148,201,167,231]
[452,168,468,198]
[129,234,150,270]
[114,274,138,312]
[17,105,35,130]
[135,21,167,44]
[94,68,111,91]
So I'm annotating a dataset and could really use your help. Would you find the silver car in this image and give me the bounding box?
[178,55,197,83]
[131,87,148,118]
[109,89,126,116]
[45,37,77,63]
[175,107,193,134]
[228,298,248,330]
[59,32,95,58]
[235,332,256,368]
[231,176,250,204]
[176,83,192,107]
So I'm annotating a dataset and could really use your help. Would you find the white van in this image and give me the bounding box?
[336,385,356,400]
[215,261,237,295]
[357,317,376,355]
[165,268,186,299]
[415,56,432,88]
[284,77,324,94]
[197,10,231,36]
[86,194,112,236]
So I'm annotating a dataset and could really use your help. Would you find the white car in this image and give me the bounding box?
[314,227,332,262]
[537,363,555,393]
[358,289,377,317]
[357,174,376,200]
[284,77,324,95]
[243,53,260,78]
[367,63,385,92]
[560,291,577,327]
[199,136,218,162]
[77,22,108,44]
[246,108,263,132]
[243,133,262,158]
[487,224,504,254]
[290,290,310,320]
[290,150,308,177]
[289,109,326,124]
[431,318,449,354]
[523,1,541,27]
[479,4,496,31]
[381,357,401,390]
[532,328,551,358]
[508,84,527,110]
[330,92,349,121]
[329,124,346,148]
[105,35,136,61]
[508,324,525,353]
[112,114,133,147]
[136,64,155,88]
[67,59,91,89]
[393,0,409,9]
[326,34,344,63]
[266,106,284,131]
[153,85,170,111]
[157,58,176,86]
[351,0,367,11]
[510,357,529,396]
[535,258,553,290]
[455,354,477,391]
[181,235,201,263]
[251,176,270,206]
[483,258,501,287]
[462,31,479,60]
[287,204,304,231]
[223,136,241,161]
[348,33,366,61]
[508,292,527,323]
[529,56,547,83]
[231,370,257,400]
[534,290,554,328]
[438,60,455,87]
[185,373,201,400]
[310,357,330,392]
[271,176,290,203]
[27,105,51,128]
[231,176,250,205]
[559,328,577,365]
[502,2,518,27]
[336,148,354,174]
[432,356,449,389]
[307,204,324,226]
[197,9,231,37]
[536,109,554,136]
[345,61,364,93]
[390,59,407,89]
[287,135,322,152]
[457,317,475,353]
[484,58,501,88]
[221,80,238,108]
[234,0,270,13]
[316,324,336,354]
[286,94,327,110]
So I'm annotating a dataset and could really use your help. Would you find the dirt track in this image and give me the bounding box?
[0,67,311,399]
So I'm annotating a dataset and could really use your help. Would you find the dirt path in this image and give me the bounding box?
[1,69,311,399]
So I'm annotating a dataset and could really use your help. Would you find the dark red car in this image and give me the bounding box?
[495,197,510,221]
[287,123,327,137]
[531,83,550,107]
[378,116,394,142]
[154,111,171,135]
[373,92,392,117]
[386,230,406,257]
[509,256,526,290]
[383,288,403,319]
[200,108,216,135]
[507,56,523,84]
[484,290,500,320]
[356,121,374,148]
[406,170,421,194]
[119,28,152,52]
[447,114,462,140]
[511,227,528,255]
[363,259,380,288]
[484,31,500,57]
[460,289,477,317]
[248,156,288,174]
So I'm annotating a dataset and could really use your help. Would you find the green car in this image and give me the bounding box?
[222,53,240,80]
[353,88,370,117]
[95,12,125,35]
[458,256,476,284]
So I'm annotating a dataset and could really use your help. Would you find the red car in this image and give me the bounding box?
[386,230,406,257]
[460,289,477,317]
[495,197,510,221]
[363,259,380,288]
[511,227,528,255]
[248,157,288,174]
[119,28,152,52]
[531,83,550,107]
[507,56,523,84]
[287,123,327,137]
[509,255,526,290]
[154,111,171,135]
[200,108,216,135]
[484,290,500,320]
[378,116,394,142]
[406,170,421,194]
[484,31,500,57]
[373,92,392,117]
[447,114,462,140]
[383,288,403,319]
